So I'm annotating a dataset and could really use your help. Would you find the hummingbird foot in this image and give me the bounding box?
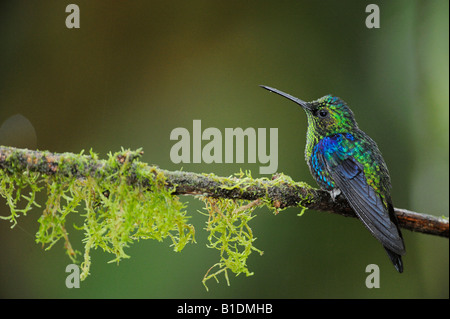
[329,188,341,201]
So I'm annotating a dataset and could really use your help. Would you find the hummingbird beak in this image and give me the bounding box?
[260,85,311,110]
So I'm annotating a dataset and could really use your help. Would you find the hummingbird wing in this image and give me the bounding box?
[319,152,406,258]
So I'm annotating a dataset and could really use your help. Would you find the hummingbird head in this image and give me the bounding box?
[260,85,358,137]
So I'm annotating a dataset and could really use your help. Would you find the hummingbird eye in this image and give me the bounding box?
[318,109,328,118]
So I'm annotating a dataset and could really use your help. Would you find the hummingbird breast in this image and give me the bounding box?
[306,130,391,201]
[306,132,356,191]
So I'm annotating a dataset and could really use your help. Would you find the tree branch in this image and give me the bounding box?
[1,145,448,238]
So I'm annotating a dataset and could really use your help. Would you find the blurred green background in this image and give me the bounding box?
[0,0,448,298]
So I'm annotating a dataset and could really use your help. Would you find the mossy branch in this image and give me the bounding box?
[0,146,448,287]
[165,170,449,238]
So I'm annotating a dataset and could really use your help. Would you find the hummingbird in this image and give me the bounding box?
[260,85,406,272]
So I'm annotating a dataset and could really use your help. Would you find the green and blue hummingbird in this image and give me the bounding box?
[261,85,406,272]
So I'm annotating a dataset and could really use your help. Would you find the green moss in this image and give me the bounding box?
[200,197,263,291]
[0,169,42,226]
[0,147,314,288]
[0,149,195,280]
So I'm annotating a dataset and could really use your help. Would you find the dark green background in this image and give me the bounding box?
[0,0,448,298]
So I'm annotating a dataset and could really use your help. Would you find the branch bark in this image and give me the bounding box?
[1,145,448,238]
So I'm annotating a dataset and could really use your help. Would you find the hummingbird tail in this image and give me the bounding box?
[384,246,403,273]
